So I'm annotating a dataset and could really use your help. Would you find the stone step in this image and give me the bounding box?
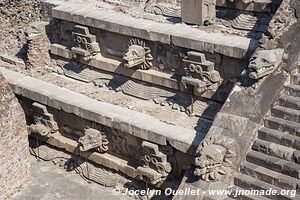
[246,150,300,179]
[252,138,300,163]
[241,161,300,192]
[292,74,300,85]
[264,116,300,137]
[52,3,257,59]
[226,186,270,200]
[234,173,299,200]
[0,67,201,155]
[258,127,300,151]
[279,95,300,111]
[284,85,300,97]
[271,106,300,124]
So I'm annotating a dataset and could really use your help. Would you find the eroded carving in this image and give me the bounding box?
[156,45,183,72]
[25,21,51,69]
[260,0,296,49]
[231,14,270,33]
[268,0,295,40]
[137,141,172,185]
[78,127,109,152]
[145,0,181,19]
[71,25,101,61]
[29,141,120,187]
[29,102,58,136]
[248,48,284,80]
[123,38,153,70]
[194,135,236,181]
[117,79,175,100]
[25,21,48,40]
[187,99,222,120]
[181,51,221,94]
[110,129,141,159]
[81,162,120,187]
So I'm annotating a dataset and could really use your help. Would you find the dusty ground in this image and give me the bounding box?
[11,156,133,200]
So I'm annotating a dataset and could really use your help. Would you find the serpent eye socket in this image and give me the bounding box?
[250,56,257,61]
[206,155,213,161]
[144,155,151,163]
[132,51,137,56]
[261,58,269,63]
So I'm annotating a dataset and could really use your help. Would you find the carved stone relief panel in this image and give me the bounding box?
[109,128,142,160]
[28,102,58,136]
[71,25,101,61]
[156,44,184,73]
[181,51,222,94]
[59,21,75,47]
[137,141,172,185]
[194,134,237,182]
[57,21,242,85]
[123,38,153,70]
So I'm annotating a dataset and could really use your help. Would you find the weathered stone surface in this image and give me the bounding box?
[0,67,203,154]
[51,2,258,59]
[0,0,50,58]
[216,0,275,13]
[223,72,286,123]
[175,49,291,200]
[181,0,216,25]
[32,132,139,179]
[234,173,299,200]
[246,150,300,179]
[292,74,300,85]
[264,116,300,137]
[271,106,300,124]
[50,44,179,90]
[258,127,300,150]
[11,155,133,200]
[279,95,300,111]
[285,84,300,97]
[252,139,295,161]
[0,73,30,199]
[50,44,229,102]
[241,161,300,191]
[26,21,51,69]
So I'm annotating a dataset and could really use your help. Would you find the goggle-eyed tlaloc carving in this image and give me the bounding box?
[182,51,222,94]
[71,25,101,61]
[137,141,172,186]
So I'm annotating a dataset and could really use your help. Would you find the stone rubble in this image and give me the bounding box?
[0,73,31,199]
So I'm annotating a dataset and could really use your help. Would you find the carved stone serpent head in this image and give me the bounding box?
[123,38,153,70]
[194,135,236,182]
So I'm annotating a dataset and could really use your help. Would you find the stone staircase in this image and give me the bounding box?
[227,73,300,200]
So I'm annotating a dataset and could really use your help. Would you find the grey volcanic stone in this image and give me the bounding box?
[51,2,258,59]
[0,67,203,155]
